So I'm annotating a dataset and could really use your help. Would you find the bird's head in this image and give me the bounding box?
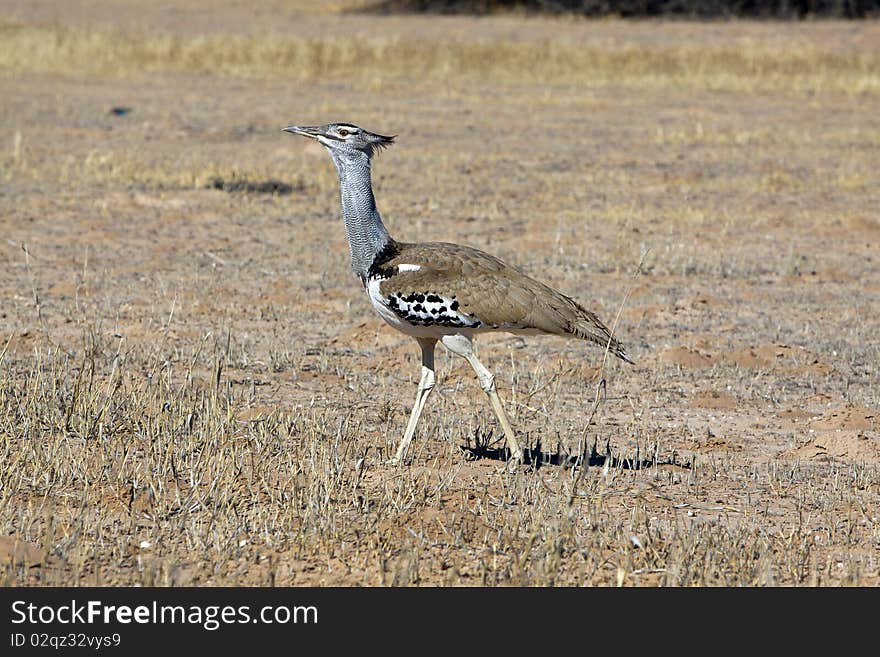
[282,122,395,159]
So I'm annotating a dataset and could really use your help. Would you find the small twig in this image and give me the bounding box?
[204,251,228,266]
[21,242,56,347]
[586,249,649,428]
[0,333,13,369]
[583,378,607,430]
[150,295,178,374]
[601,248,649,372]
[570,250,649,493]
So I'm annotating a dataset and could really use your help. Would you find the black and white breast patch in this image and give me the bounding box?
[365,266,482,331]
[384,291,482,328]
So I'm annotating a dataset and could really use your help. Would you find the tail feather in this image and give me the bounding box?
[539,290,635,364]
[568,318,634,364]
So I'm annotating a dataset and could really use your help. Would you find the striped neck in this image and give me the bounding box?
[329,149,392,280]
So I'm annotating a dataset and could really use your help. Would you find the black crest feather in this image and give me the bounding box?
[371,133,395,151]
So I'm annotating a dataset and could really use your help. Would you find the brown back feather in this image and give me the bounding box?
[378,241,633,363]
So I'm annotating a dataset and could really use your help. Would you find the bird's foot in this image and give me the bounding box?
[505,449,527,473]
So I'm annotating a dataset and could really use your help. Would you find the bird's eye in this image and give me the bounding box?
[337,129,350,137]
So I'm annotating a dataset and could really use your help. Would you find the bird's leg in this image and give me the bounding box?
[389,338,437,465]
[440,334,524,464]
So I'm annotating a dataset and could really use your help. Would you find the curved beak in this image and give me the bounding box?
[282,125,322,140]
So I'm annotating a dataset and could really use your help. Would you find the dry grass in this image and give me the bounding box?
[2,335,877,586]
[1,3,879,586]
[1,22,879,95]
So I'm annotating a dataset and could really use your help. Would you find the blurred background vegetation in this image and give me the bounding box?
[361,0,880,17]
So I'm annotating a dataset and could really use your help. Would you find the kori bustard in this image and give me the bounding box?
[283,122,633,465]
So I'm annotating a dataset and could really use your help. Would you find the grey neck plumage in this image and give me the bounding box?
[328,149,392,281]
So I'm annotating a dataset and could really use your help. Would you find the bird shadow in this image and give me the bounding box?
[460,436,691,471]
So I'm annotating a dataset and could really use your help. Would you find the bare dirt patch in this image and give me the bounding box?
[784,430,880,462]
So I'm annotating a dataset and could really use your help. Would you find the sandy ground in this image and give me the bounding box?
[1,2,878,585]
